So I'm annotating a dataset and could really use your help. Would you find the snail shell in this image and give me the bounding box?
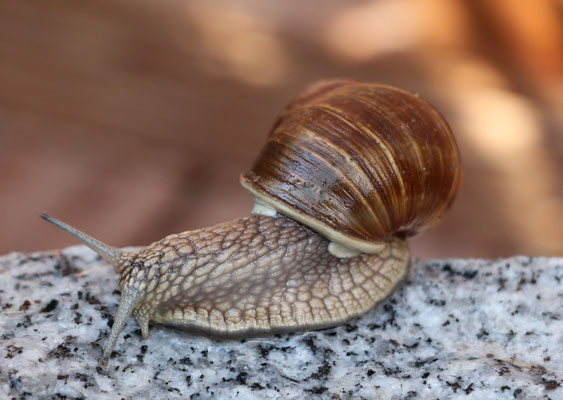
[41,79,461,365]
[242,80,461,254]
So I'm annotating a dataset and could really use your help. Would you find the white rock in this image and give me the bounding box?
[0,247,561,399]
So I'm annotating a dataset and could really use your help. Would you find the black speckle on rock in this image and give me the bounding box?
[414,358,438,368]
[54,255,80,276]
[367,369,375,377]
[16,316,32,328]
[383,303,396,320]
[74,372,94,388]
[477,328,490,339]
[48,343,72,359]
[48,336,77,359]
[404,341,419,349]
[186,375,192,386]
[136,345,149,362]
[310,361,331,380]
[101,310,114,328]
[258,344,272,358]
[383,366,401,376]
[541,311,559,320]
[19,300,31,311]
[40,299,59,313]
[236,372,248,385]
[9,374,22,391]
[302,336,317,354]
[250,382,265,390]
[463,270,478,279]
[306,386,328,395]
[179,356,193,366]
[84,292,102,305]
[446,380,461,393]
[464,383,474,394]
[441,264,478,281]
[497,277,507,291]
[345,324,358,333]
[513,388,522,398]
[5,345,23,359]
[542,378,560,390]
[429,299,446,306]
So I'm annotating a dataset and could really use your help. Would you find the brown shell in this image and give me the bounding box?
[240,79,461,253]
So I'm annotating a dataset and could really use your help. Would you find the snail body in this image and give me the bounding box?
[41,79,460,365]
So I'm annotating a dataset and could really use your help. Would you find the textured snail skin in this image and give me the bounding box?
[41,213,409,366]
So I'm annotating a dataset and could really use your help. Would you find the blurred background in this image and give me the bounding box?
[1,0,562,258]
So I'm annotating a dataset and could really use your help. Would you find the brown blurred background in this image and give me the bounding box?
[1,0,562,258]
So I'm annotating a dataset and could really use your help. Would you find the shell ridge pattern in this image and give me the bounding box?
[311,102,401,235]
[353,94,409,225]
[295,110,388,233]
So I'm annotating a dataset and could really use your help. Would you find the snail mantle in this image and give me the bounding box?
[1,247,561,399]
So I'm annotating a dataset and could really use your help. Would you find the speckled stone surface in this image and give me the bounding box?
[0,246,561,400]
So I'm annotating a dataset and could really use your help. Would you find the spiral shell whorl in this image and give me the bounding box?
[241,80,461,253]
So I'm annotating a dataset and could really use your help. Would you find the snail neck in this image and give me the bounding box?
[327,241,360,258]
[251,200,278,217]
[250,201,374,258]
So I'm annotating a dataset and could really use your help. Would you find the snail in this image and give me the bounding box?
[41,79,461,366]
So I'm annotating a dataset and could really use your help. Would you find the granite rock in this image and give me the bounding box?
[0,246,561,399]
